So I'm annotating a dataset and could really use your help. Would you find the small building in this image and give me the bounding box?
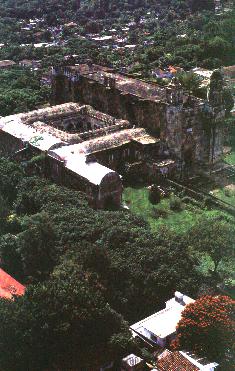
[91,35,113,45]
[121,354,145,371]
[19,59,41,70]
[0,60,16,69]
[156,349,219,371]
[0,268,25,300]
[130,292,195,347]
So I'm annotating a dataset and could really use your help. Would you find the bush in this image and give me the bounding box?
[152,205,169,219]
[149,185,162,205]
[203,196,214,209]
[182,196,200,207]
[169,196,183,211]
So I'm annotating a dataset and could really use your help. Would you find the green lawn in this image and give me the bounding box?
[123,186,202,233]
[214,186,235,207]
[224,125,235,165]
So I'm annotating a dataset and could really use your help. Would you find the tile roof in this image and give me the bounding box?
[0,269,25,300]
[156,350,199,371]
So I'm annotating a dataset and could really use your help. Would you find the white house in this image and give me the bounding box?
[130,291,195,347]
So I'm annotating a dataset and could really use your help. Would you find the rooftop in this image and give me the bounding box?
[50,145,117,185]
[156,350,219,371]
[156,350,199,371]
[131,292,194,340]
[0,118,63,151]
[77,128,158,154]
[0,268,25,300]
[64,64,166,101]
[0,60,16,68]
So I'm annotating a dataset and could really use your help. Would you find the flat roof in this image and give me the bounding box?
[131,294,194,339]
[143,306,183,338]
[1,119,62,151]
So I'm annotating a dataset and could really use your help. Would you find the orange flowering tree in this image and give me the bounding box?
[172,295,235,363]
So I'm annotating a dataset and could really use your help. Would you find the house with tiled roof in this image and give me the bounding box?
[155,349,219,371]
[0,268,25,300]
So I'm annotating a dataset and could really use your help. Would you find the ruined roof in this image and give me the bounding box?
[69,64,113,74]
[133,135,160,145]
[87,70,166,101]
[65,64,166,101]
[0,268,25,300]
[31,121,82,144]
[18,102,84,125]
[77,128,156,154]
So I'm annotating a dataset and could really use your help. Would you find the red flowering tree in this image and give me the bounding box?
[172,295,235,363]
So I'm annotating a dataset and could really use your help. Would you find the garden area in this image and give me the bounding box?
[210,125,235,206]
[123,185,235,297]
[123,186,205,233]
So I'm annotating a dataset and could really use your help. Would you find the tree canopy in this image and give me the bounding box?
[172,295,235,367]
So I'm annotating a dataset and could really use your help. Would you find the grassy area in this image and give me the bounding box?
[123,186,202,233]
[224,125,235,165]
[124,186,235,297]
[213,185,235,207]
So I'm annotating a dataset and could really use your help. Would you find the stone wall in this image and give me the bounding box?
[51,67,227,168]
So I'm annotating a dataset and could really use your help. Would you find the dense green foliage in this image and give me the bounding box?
[0,0,234,368]
[0,157,234,369]
[0,68,49,116]
[0,1,233,74]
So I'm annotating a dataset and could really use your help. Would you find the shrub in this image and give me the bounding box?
[152,205,169,219]
[182,196,200,207]
[149,185,162,205]
[169,196,183,211]
[203,196,214,209]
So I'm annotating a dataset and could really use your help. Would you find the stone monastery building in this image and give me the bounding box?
[0,64,228,208]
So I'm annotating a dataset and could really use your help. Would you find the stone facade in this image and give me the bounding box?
[0,104,125,209]
[51,65,227,170]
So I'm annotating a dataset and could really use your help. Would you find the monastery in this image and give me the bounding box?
[0,64,229,208]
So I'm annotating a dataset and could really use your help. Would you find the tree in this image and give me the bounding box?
[188,211,235,273]
[0,266,132,371]
[0,159,23,204]
[17,211,58,282]
[172,295,235,365]
[190,0,215,12]
[178,72,201,94]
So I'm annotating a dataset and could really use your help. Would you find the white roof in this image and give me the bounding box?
[131,293,194,340]
[50,145,116,185]
[0,118,62,151]
[192,68,213,79]
[142,306,183,338]
[124,44,136,49]
[92,36,113,41]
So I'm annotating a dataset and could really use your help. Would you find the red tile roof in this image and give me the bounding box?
[0,269,25,299]
[156,350,199,371]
